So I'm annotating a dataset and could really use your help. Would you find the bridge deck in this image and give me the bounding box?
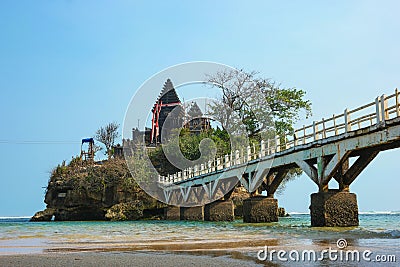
[158,89,400,195]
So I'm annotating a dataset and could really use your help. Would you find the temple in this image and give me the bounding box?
[125,79,210,149]
[184,102,210,134]
[150,79,184,145]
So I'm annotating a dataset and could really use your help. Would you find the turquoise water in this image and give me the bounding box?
[0,213,399,264]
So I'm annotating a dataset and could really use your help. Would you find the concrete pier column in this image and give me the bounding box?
[180,206,204,221]
[243,196,278,223]
[310,190,359,227]
[204,200,234,221]
[164,206,180,220]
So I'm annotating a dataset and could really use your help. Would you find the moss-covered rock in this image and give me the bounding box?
[105,201,144,221]
[30,208,55,222]
[32,157,157,221]
[278,207,290,217]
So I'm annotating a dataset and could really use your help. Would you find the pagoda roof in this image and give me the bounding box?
[157,79,181,104]
[187,102,203,117]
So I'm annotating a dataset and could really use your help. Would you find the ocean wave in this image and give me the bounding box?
[287,212,309,215]
[359,211,400,215]
[351,228,400,239]
[0,216,31,219]
[383,229,400,238]
[288,211,400,215]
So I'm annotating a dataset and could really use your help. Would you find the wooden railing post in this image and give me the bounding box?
[376,96,381,125]
[396,88,400,117]
[294,132,298,146]
[381,94,388,121]
[333,114,338,135]
[313,121,318,140]
[322,118,326,138]
[275,136,280,152]
[302,125,306,144]
[344,109,351,133]
[283,135,287,149]
[260,140,266,157]
[235,150,240,165]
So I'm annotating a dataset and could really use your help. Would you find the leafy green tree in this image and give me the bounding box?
[148,128,232,176]
[206,69,312,193]
[260,79,312,136]
[207,69,311,139]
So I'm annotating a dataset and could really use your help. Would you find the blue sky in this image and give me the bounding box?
[0,1,399,216]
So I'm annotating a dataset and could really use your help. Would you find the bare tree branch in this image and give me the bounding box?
[94,122,120,158]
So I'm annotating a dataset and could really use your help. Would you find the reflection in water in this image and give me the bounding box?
[0,213,398,266]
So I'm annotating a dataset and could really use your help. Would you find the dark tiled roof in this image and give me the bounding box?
[158,79,181,104]
[187,102,203,117]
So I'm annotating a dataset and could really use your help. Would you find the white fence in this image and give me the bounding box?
[159,89,400,184]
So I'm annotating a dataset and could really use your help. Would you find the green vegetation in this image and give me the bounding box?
[49,157,140,195]
[149,127,231,175]
[49,68,312,206]
[206,69,311,192]
[206,69,311,138]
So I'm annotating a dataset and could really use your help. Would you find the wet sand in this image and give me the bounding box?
[1,238,398,267]
[0,251,265,267]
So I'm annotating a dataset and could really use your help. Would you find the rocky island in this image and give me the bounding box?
[31,75,304,222]
[31,156,260,221]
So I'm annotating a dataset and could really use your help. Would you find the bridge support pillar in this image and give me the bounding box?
[204,200,234,221]
[243,196,278,223]
[164,206,180,220]
[180,206,204,221]
[310,190,359,227]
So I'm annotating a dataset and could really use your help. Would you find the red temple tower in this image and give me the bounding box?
[150,79,184,145]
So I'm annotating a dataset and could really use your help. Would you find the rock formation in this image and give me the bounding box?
[278,207,290,217]
[105,201,144,221]
[31,157,161,221]
[31,156,276,222]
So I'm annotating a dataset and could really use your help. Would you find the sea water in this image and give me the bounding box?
[0,212,398,265]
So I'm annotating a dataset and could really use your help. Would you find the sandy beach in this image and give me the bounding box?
[1,215,398,266]
[0,251,265,267]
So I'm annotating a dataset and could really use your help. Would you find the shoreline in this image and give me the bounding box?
[1,237,398,266]
[0,251,265,267]
[1,215,398,266]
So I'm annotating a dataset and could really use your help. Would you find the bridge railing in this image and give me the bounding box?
[284,89,400,149]
[159,88,400,184]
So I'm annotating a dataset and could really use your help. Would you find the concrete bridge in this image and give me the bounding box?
[158,89,400,226]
